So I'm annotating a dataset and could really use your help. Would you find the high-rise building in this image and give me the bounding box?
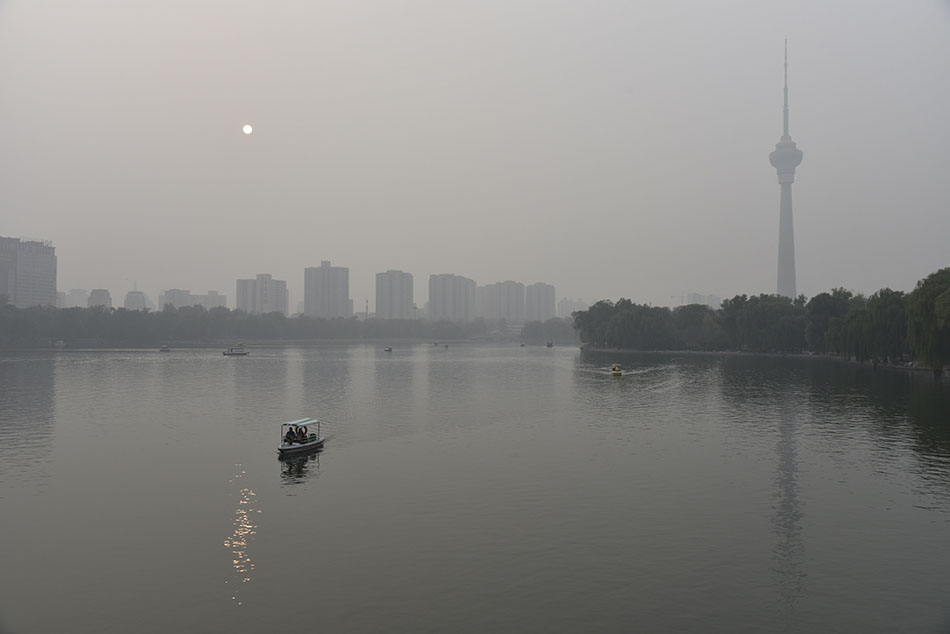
[376,270,413,320]
[557,298,588,319]
[235,274,288,315]
[476,281,525,322]
[0,236,57,308]
[525,282,556,322]
[429,274,476,323]
[193,291,227,310]
[304,261,351,319]
[159,289,194,309]
[769,41,804,299]
[88,289,112,309]
[124,290,147,311]
[66,288,89,308]
[158,289,226,310]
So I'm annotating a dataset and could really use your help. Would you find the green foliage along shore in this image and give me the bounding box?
[0,303,497,348]
[0,301,580,349]
[572,268,950,373]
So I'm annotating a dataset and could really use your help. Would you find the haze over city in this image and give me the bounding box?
[2,0,948,311]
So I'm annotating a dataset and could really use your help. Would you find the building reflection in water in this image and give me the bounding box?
[772,392,805,625]
[279,450,322,485]
[0,355,56,475]
[223,463,258,607]
[302,348,350,441]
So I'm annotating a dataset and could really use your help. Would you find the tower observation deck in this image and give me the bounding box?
[769,40,803,299]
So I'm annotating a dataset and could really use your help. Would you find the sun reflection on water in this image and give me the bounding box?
[223,464,259,606]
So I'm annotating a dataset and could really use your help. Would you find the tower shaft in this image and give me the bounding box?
[777,183,796,298]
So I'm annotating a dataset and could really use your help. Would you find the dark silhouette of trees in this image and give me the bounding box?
[0,305,489,348]
[569,267,950,372]
[906,268,950,376]
[867,289,906,365]
[805,289,855,353]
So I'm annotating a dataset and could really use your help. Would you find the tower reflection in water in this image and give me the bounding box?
[772,393,805,619]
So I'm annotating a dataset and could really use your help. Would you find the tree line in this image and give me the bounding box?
[0,299,580,348]
[571,268,950,374]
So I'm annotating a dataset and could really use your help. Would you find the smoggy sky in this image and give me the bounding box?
[2,0,949,311]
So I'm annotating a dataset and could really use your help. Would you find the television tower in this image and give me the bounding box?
[769,40,803,299]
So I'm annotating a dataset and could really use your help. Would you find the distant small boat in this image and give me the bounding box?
[159,344,171,352]
[444,344,449,349]
[278,418,325,455]
[545,341,554,348]
[223,343,249,356]
[384,346,392,352]
[611,363,622,377]
[520,343,526,347]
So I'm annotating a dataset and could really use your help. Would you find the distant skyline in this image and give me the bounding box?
[2,1,949,310]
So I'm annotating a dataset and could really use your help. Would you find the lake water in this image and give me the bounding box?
[1,345,949,633]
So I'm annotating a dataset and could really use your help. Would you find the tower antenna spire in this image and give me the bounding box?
[783,37,789,139]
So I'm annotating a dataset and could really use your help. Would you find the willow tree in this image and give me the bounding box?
[907,268,950,375]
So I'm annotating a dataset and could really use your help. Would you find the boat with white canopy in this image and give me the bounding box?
[278,418,325,455]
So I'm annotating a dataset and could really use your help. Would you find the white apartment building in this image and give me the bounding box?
[375,270,414,320]
[525,282,556,322]
[236,274,288,315]
[193,291,227,309]
[476,280,525,323]
[428,274,476,323]
[304,261,351,319]
[557,298,588,319]
[66,289,89,308]
[0,236,57,308]
[123,291,147,311]
[159,289,194,309]
[88,289,112,309]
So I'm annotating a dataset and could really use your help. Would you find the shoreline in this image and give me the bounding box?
[579,346,949,379]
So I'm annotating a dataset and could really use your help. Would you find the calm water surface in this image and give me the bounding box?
[1,345,949,633]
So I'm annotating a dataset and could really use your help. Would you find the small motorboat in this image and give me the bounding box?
[611,363,622,377]
[159,344,171,352]
[545,341,554,348]
[223,343,249,356]
[278,418,325,455]
[384,346,392,352]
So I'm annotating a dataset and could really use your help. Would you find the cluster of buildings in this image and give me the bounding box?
[1,235,583,324]
[427,275,558,323]
[236,265,563,324]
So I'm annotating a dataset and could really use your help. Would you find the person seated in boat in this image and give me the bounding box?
[300,426,308,440]
[296,427,306,442]
[285,428,297,444]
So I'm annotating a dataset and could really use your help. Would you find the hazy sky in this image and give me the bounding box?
[2,0,949,311]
